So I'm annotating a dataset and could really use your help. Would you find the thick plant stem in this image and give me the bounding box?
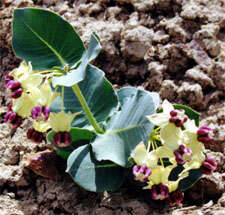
[72,84,103,134]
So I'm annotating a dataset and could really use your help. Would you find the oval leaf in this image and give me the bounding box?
[118,87,159,108]
[66,144,125,192]
[12,8,85,70]
[92,88,159,167]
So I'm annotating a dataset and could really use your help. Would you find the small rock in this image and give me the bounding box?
[177,82,203,108]
[185,66,215,88]
[188,172,225,201]
[153,30,170,44]
[159,16,191,42]
[24,150,62,180]
[186,40,212,70]
[160,80,178,101]
[209,62,225,91]
[121,26,154,62]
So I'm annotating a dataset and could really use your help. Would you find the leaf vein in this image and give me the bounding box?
[23,21,67,66]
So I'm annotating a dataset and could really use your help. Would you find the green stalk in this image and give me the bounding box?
[72,84,103,134]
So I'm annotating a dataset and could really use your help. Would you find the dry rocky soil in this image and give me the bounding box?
[0,0,225,214]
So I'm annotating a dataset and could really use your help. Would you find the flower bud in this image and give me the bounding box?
[197,126,213,144]
[27,128,45,143]
[5,80,23,99]
[133,164,152,182]
[168,190,184,206]
[31,105,51,121]
[170,110,178,117]
[150,183,169,200]
[53,132,72,147]
[174,145,192,165]
[200,157,217,175]
[169,109,188,127]
[5,75,14,85]
[4,111,23,129]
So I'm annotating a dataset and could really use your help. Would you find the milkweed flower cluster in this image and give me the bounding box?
[4,61,79,146]
[131,100,217,205]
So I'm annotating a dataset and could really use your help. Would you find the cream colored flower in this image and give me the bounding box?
[145,166,188,192]
[131,142,158,168]
[12,87,40,118]
[160,123,184,150]
[37,81,59,107]
[10,61,42,90]
[33,121,51,133]
[183,120,206,170]
[49,111,80,132]
[146,100,174,127]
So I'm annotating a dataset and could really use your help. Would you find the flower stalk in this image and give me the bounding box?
[72,84,103,134]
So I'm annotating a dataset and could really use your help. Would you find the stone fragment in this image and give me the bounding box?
[0,195,24,215]
[177,82,203,108]
[188,172,225,201]
[121,26,154,62]
[160,80,178,101]
[185,66,215,88]
[209,62,225,91]
[130,0,155,12]
[159,16,191,42]
[153,30,170,44]
[185,40,212,70]
[24,150,62,180]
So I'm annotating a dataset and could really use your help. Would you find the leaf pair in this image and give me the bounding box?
[66,87,159,192]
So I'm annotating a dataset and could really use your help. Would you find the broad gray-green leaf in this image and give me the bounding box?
[52,32,101,87]
[47,128,95,160]
[50,64,118,128]
[118,87,159,108]
[67,144,125,192]
[12,8,85,70]
[92,88,159,167]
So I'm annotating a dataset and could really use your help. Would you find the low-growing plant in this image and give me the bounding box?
[4,8,217,205]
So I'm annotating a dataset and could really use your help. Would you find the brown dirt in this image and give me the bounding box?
[0,0,224,214]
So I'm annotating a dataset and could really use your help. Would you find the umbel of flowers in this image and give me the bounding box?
[4,61,80,146]
[5,8,217,206]
[131,100,217,204]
